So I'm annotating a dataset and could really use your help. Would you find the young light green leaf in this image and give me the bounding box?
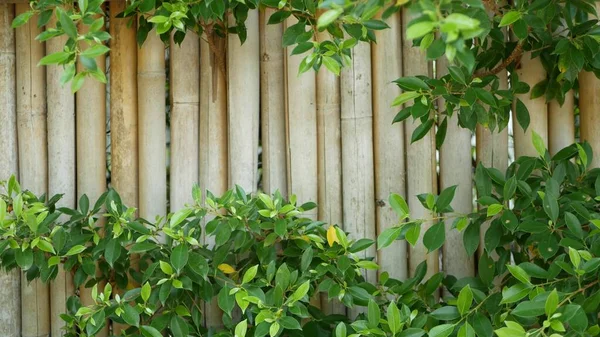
[242,265,259,284]
[545,289,559,316]
[457,285,473,316]
[506,264,531,285]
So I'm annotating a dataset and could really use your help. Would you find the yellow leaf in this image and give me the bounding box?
[396,0,409,5]
[301,235,310,242]
[218,263,236,274]
[327,226,339,247]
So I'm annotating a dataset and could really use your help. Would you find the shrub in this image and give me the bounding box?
[1,137,600,337]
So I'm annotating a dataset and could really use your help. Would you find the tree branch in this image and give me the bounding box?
[474,41,523,78]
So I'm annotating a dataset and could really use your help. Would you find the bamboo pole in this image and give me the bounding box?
[316,30,344,315]
[548,91,574,156]
[228,12,260,192]
[109,2,138,333]
[260,9,287,195]
[402,8,438,278]
[76,17,108,337]
[46,14,76,337]
[15,5,51,337]
[0,4,20,337]
[372,11,407,281]
[437,58,474,279]
[109,1,138,207]
[284,18,318,219]
[138,29,166,222]
[169,33,200,211]
[340,42,377,317]
[199,37,228,328]
[579,71,600,167]
[513,53,547,158]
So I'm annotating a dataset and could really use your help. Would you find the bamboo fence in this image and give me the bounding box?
[0,2,597,334]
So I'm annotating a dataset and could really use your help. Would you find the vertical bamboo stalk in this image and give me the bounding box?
[46,14,76,337]
[402,8,438,278]
[169,33,200,211]
[316,30,344,315]
[76,16,108,337]
[341,42,377,317]
[15,5,51,337]
[228,12,260,192]
[199,38,228,328]
[109,1,138,206]
[547,91,574,156]
[513,53,547,158]
[0,4,20,337]
[437,58,474,279]
[260,9,287,195]
[578,71,600,167]
[476,71,508,255]
[284,18,318,219]
[138,29,166,222]
[109,2,137,334]
[372,11,407,281]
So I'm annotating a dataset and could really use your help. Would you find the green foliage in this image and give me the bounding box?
[11,0,600,144]
[2,140,600,337]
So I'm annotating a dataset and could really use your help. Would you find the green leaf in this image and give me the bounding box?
[499,11,522,27]
[58,8,78,39]
[436,185,457,211]
[81,45,110,58]
[387,302,401,334]
[391,91,421,107]
[367,299,381,328]
[71,72,86,93]
[159,261,174,275]
[531,131,546,157]
[389,193,409,219]
[104,239,121,267]
[515,99,530,131]
[501,283,531,304]
[377,226,403,249]
[430,306,460,321]
[335,322,347,337]
[545,289,559,316]
[405,223,421,246]
[394,76,430,91]
[170,208,192,227]
[317,9,342,29]
[406,21,435,40]
[242,265,259,284]
[141,282,151,302]
[457,285,473,316]
[429,324,454,337]
[448,66,467,85]
[458,323,475,337]
[565,212,583,239]
[170,315,189,337]
[506,265,531,284]
[15,248,33,269]
[140,325,163,337]
[486,204,503,217]
[171,244,189,273]
[512,300,545,317]
[122,305,140,327]
[12,11,34,28]
[411,119,434,143]
[235,320,248,337]
[398,328,425,337]
[472,312,493,337]
[322,56,341,75]
[36,240,55,254]
[291,281,310,302]
[38,51,71,66]
[423,221,445,252]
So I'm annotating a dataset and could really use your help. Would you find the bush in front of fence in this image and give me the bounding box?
[1,138,600,337]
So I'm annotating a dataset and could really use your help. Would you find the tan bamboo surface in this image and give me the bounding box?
[109,1,138,207]
[372,11,407,281]
[402,8,438,278]
[0,4,21,337]
[138,29,167,225]
[169,33,200,211]
[109,2,138,333]
[45,14,76,337]
[199,38,228,328]
[548,91,575,156]
[437,58,474,279]
[15,5,51,337]
[284,18,318,219]
[260,9,287,196]
[76,15,109,337]
[579,71,600,167]
[513,53,548,158]
[316,29,344,315]
[228,12,260,192]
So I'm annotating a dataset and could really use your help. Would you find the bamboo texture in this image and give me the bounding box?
[0,4,20,337]
[15,5,51,337]
[76,16,109,337]
[579,71,600,167]
[513,53,548,158]
[46,14,76,337]
[402,8,438,278]
[169,33,200,211]
[260,9,287,195]
[228,12,260,192]
[372,11,407,281]
[548,91,575,156]
[138,29,167,223]
[199,38,229,328]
